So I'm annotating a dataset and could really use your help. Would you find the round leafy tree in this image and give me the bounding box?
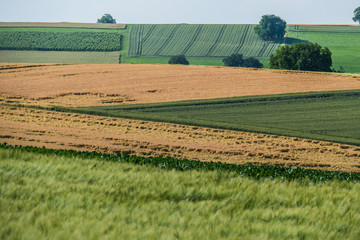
[168,55,189,65]
[270,42,332,72]
[97,14,116,24]
[353,7,360,23]
[223,53,245,67]
[243,57,264,68]
[223,54,263,68]
[254,15,287,41]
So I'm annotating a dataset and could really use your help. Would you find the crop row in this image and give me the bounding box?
[2,143,359,182]
[0,31,122,51]
[128,24,280,58]
[0,22,126,29]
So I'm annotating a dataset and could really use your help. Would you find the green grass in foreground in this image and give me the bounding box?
[0,50,120,64]
[60,90,360,146]
[1,146,360,239]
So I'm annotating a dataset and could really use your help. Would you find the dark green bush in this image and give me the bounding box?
[223,54,263,68]
[270,42,332,72]
[168,55,189,65]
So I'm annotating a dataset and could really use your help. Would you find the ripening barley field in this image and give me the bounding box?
[1,147,360,240]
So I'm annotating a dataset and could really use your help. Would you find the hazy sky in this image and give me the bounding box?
[0,0,359,24]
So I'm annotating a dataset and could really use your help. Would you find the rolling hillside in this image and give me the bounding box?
[128,24,279,58]
[0,23,359,72]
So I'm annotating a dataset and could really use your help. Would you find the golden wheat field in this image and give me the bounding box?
[1,63,360,172]
[1,105,360,173]
[1,63,360,107]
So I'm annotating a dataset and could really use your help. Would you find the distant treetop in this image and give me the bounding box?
[97,14,116,24]
[254,15,286,42]
[353,7,360,23]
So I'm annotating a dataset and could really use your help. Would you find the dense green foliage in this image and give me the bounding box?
[223,54,263,68]
[286,25,360,73]
[0,31,122,51]
[254,15,287,41]
[97,14,116,24]
[59,90,360,146]
[1,146,360,239]
[353,6,360,23]
[1,143,360,182]
[168,55,189,65]
[270,42,332,72]
[128,24,279,58]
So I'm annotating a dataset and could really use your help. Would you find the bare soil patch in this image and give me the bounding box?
[1,106,359,173]
[1,63,359,107]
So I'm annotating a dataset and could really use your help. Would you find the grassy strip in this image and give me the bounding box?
[2,146,360,239]
[0,50,120,64]
[56,90,360,146]
[1,143,359,182]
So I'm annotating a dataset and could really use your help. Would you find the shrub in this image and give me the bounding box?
[223,54,263,68]
[168,55,189,65]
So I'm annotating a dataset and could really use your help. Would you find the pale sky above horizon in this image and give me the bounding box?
[0,0,359,25]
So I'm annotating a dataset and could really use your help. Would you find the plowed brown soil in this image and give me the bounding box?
[1,63,359,107]
[1,106,360,173]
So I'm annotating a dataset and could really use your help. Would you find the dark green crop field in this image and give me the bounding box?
[58,90,360,146]
[0,29,122,51]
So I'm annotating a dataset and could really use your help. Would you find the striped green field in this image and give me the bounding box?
[287,25,360,73]
[59,90,360,146]
[128,24,280,58]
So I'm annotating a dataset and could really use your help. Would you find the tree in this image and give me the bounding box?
[353,7,360,23]
[269,42,333,72]
[97,14,116,24]
[223,54,263,68]
[254,15,287,41]
[243,57,264,68]
[168,55,189,65]
[223,53,244,67]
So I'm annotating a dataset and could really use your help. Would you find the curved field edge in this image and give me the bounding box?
[2,146,360,240]
[56,90,360,147]
[1,143,360,182]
